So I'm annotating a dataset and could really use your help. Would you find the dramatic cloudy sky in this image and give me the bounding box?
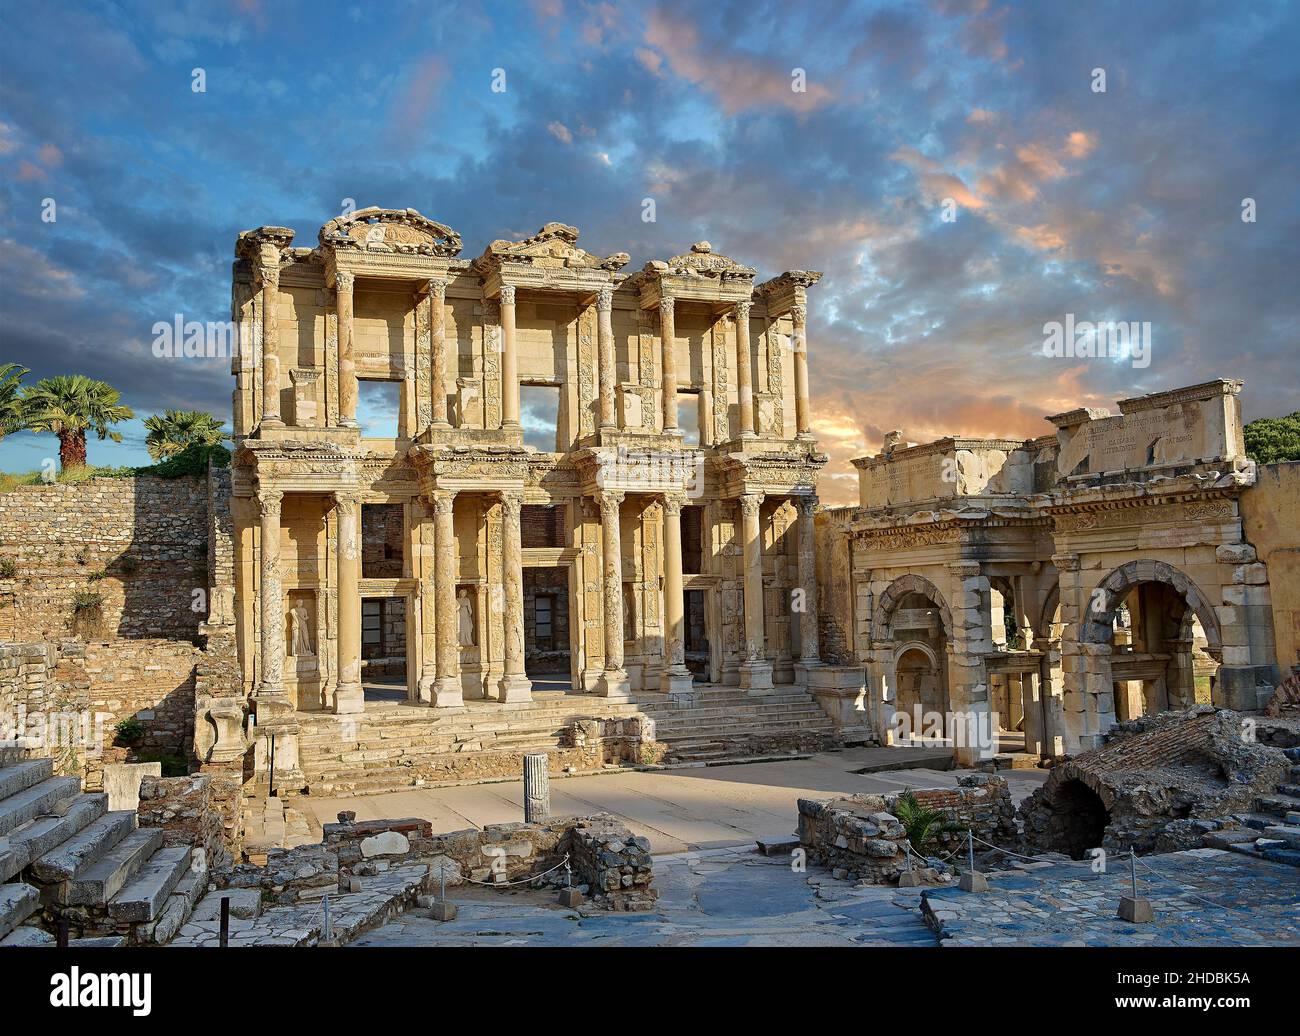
[1,0,1296,502]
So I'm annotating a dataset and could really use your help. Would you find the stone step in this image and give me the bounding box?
[1278,784,1300,799]
[1256,793,1300,816]
[59,827,163,906]
[1262,824,1300,850]
[28,810,137,884]
[0,882,40,940]
[0,759,55,801]
[1283,746,1300,763]
[107,846,193,922]
[1285,811,1300,825]
[0,776,83,838]
[148,863,208,945]
[0,924,54,946]
[0,793,108,883]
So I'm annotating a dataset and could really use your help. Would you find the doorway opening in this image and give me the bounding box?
[524,565,571,692]
[361,596,407,701]
[684,588,710,678]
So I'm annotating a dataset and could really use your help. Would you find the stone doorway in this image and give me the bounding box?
[524,565,572,692]
[684,588,710,679]
[361,596,407,702]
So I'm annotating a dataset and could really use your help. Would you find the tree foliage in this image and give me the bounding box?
[1243,412,1300,465]
[21,375,134,469]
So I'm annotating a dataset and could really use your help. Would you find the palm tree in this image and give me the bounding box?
[22,375,134,470]
[142,409,228,461]
[895,789,964,858]
[0,363,29,440]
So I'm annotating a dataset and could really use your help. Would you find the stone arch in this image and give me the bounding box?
[1038,582,1061,643]
[1080,560,1222,655]
[874,574,953,640]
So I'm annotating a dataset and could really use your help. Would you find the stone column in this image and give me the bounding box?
[336,271,358,428]
[497,491,532,702]
[333,493,363,714]
[596,285,616,434]
[735,300,755,438]
[258,264,284,429]
[660,493,693,699]
[255,489,285,700]
[432,490,464,707]
[428,278,450,427]
[499,284,520,429]
[795,494,820,669]
[417,502,437,704]
[738,492,774,691]
[523,753,550,823]
[596,489,631,698]
[659,296,678,433]
[791,303,811,437]
[948,560,993,765]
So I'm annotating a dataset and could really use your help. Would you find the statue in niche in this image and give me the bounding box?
[457,588,476,648]
[288,599,315,657]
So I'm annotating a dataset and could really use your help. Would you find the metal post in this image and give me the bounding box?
[967,829,975,874]
[219,896,230,948]
[321,895,332,943]
[268,731,277,797]
[1130,848,1138,899]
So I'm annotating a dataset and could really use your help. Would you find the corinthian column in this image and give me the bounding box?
[795,495,820,668]
[596,489,631,698]
[497,491,532,702]
[596,284,616,433]
[659,296,678,433]
[333,493,363,714]
[791,303,811,437]
[258,262,284,429]
[738,492,774,692]
[256,489,285,700]
[499,284,520,429]
[660,493,694,699]
[428,278,450,427]
[336,271,358,428]
[735,300,755,439]
[432,490,464,707]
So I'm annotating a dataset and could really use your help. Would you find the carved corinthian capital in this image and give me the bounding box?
[256,489,283,518]
[740,493,763,519]
[334,270,354,291]
[499,284,516,305]
[596,285,613,312]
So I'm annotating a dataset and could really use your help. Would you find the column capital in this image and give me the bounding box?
[659,295,674,317]
[423,277,447,299]
[794,493,819,516]
[258,263,280,290]
[596,489,625,515]
[255,488,283,517]
[734,299,752,318]
[331,491,360,517]
[499,283,516,305]
[1051,552,1081,573]
[789,303,806,324]
[430,489,456,515]
[661,492,687,516]
[334,269,355,291]
[596,284,613,312]
[950,560,982,578]
[739,492,763,519]
[499,489,523,516]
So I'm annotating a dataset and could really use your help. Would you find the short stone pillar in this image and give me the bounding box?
[523,752,550,823]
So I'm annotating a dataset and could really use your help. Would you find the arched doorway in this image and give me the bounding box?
[876,575,953,746]
[1048,778,1109,859]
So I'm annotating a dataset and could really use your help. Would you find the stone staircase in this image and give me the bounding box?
[295,684,839,797]
[638,684,837,764]
[0,754,205,946]
[297,695,645,797]
[1203,746,1300,867]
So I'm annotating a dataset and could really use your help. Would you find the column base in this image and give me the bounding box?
[596,668,632,700]
[659,667,695,702]
[259,419,285,431]
[738,660,774,692]
[417,672,436,705]
[496,673,533,703]
[433,676,465,709]
[333,681,364,715]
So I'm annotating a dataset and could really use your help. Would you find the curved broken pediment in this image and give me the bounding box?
[474,221,629,272]
[318,206,463,257]
[648,241,757,280]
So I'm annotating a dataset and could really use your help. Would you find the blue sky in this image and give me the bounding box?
[1,0,1296,501]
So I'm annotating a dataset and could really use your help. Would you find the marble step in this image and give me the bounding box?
[28,810,137,884]
[0,776,82,838]
[0,793,108,883]
[107,846,193,923]
[0,759,55,801]
[0,882,40,940]
[59,827,163,906]
[1262,824,1300,850]
[1256,793,1300,816]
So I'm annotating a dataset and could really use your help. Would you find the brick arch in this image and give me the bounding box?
[874,574,953,641]
[1080,560,1222,654]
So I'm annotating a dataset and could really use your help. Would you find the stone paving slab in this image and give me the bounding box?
[920,848,1300,946]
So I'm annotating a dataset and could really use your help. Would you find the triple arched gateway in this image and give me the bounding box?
[820,378,1286,764]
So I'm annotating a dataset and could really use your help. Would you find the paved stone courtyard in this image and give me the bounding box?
[355,844,1299,948]
[297,748,1041,853]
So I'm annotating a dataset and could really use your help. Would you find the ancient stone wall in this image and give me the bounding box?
[1241,461,1300,678]
[0,475,209,642]
[138,773,228,869]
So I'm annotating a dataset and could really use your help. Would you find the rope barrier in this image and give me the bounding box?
[460,853,573,888]
[967,832,1050,864]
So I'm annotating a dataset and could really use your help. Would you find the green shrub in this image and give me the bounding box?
[72,591,103,612]
[895,789,964,856]
[114,717,145,745]
[0,557,16,579]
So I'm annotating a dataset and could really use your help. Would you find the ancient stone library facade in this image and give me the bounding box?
[2,207,1297,821]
